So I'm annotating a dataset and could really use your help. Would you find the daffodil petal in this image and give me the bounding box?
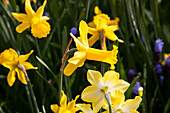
[88,34,99,47]
[124,96,142,111]
[111,90,125,104]
[112,80,130,93]
[92,97,105,112]
[50,104,59,113]
[16,22,30,33]
[7,69,16,87]
[19,50,34,63]
[76,104,94,113]
[16,68,27,84]
[22,62,38,70]
[94,6,102,15]
[25,0,35,15]
[11,13,30,22]
[79,21,88,46]
[68,51,86,65]
[81,85,103,102]
[67,95,79,112]
[88,21,96,28]
[109,17,120,26]
[88,27,98,35]
[104,70,119,86]
[41,16,50,20]
[60,91,67,108]
[35,0,47,18]
[87,70,102,86]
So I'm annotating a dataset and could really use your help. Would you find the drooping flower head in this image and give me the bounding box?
[12,0,51,38]
[0,48,37,86]
[64,20,118,76]
[81,70,130,112]
[103,90,142,113]
[88,6,123,50]
[51,91,79,113]
[154,38,164,53]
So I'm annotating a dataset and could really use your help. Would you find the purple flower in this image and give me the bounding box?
[128,69,136,82]
[165,57,170,67]
[154,38,164,53]
[45,12,49,17]
[155,64,162,75]
[70,27,78,36]
[159,75,164,87]
[133,81,141,96]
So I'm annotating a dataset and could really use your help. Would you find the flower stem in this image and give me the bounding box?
[18,64,40,113]
[59,70,63,101]
[105,93,112,113]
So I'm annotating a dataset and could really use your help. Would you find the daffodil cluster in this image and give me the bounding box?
[51,6,142,113]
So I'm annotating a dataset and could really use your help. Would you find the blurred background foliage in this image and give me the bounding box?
[0,0,170,113]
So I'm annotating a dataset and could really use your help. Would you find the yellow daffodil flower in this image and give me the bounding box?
[103,90,142,113]
[51,91,79,113]
[2,0,9,6]
[76,104,97,113]
[88,6,123,49]
[63,20,118,76]
[0,48,37,86]
[12,0,50,38]
[22,0,36,3]
[81,70,130,112]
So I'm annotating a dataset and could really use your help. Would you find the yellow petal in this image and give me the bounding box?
[103,70,119,86]
[41,16,50,20]
[88,34,99,47]
[70,33,87,50]
[64,58,86,76]
[94,6,102,15]
[76,104,94,113]
[7,69,16,87]
[79,20,88,46]
[60,91,67,108]
[88,27,98,35]
[35,0,47,19]
[86,47,118,69]
[92,97,105,112]
[68,51,86,65]
[19,50,34,63]
[124,96,142,111]
[16,22,30,33]
[31,20,51,38]
[67,95,80,111]
[25,0,35,16]
[81,86,103,102]
[109,17,120,26]
[16,68,27,84]
[113,80,130,92]
[88,21,96,28]
[22,62,38,70]
[11,13,30,22]
[111,90,125,104]
[87,70,102,86]
[50,104,59,113]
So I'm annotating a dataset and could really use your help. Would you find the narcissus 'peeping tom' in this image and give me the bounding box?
[81,70,130,112]
[12,0,50,38]
[0,48,37,86]
[51,91,80,113]
[64,20,118,76]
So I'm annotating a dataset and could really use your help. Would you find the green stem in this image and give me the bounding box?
[85,0,91,21]
[105,93,112,113]
[59,70,63,101]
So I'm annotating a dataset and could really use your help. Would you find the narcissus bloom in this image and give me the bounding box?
[0,48,37,86]
[64,20,118,76]
[81,70,130,112]
[51,91,79,113]
[88,6,123,49]
[103,90,142,113]
[12,0,50,38]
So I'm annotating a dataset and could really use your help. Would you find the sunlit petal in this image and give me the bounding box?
[15,68,27,84]
[16,22,30,33]
[25,0,35,16]
[22,62,38,70]
[35,0,47,18]
[88,33,99,47]
[60,91,67,108]
[7,69,16,87]
[87,70,102,86]
[50,104,59,113]
[19,50,34,63]
[68,51,86,65]
[11,13,30,22]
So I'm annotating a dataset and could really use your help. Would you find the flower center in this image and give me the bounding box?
[63,110,71,113]
[31,17,40,25]
[100,86,109,94]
